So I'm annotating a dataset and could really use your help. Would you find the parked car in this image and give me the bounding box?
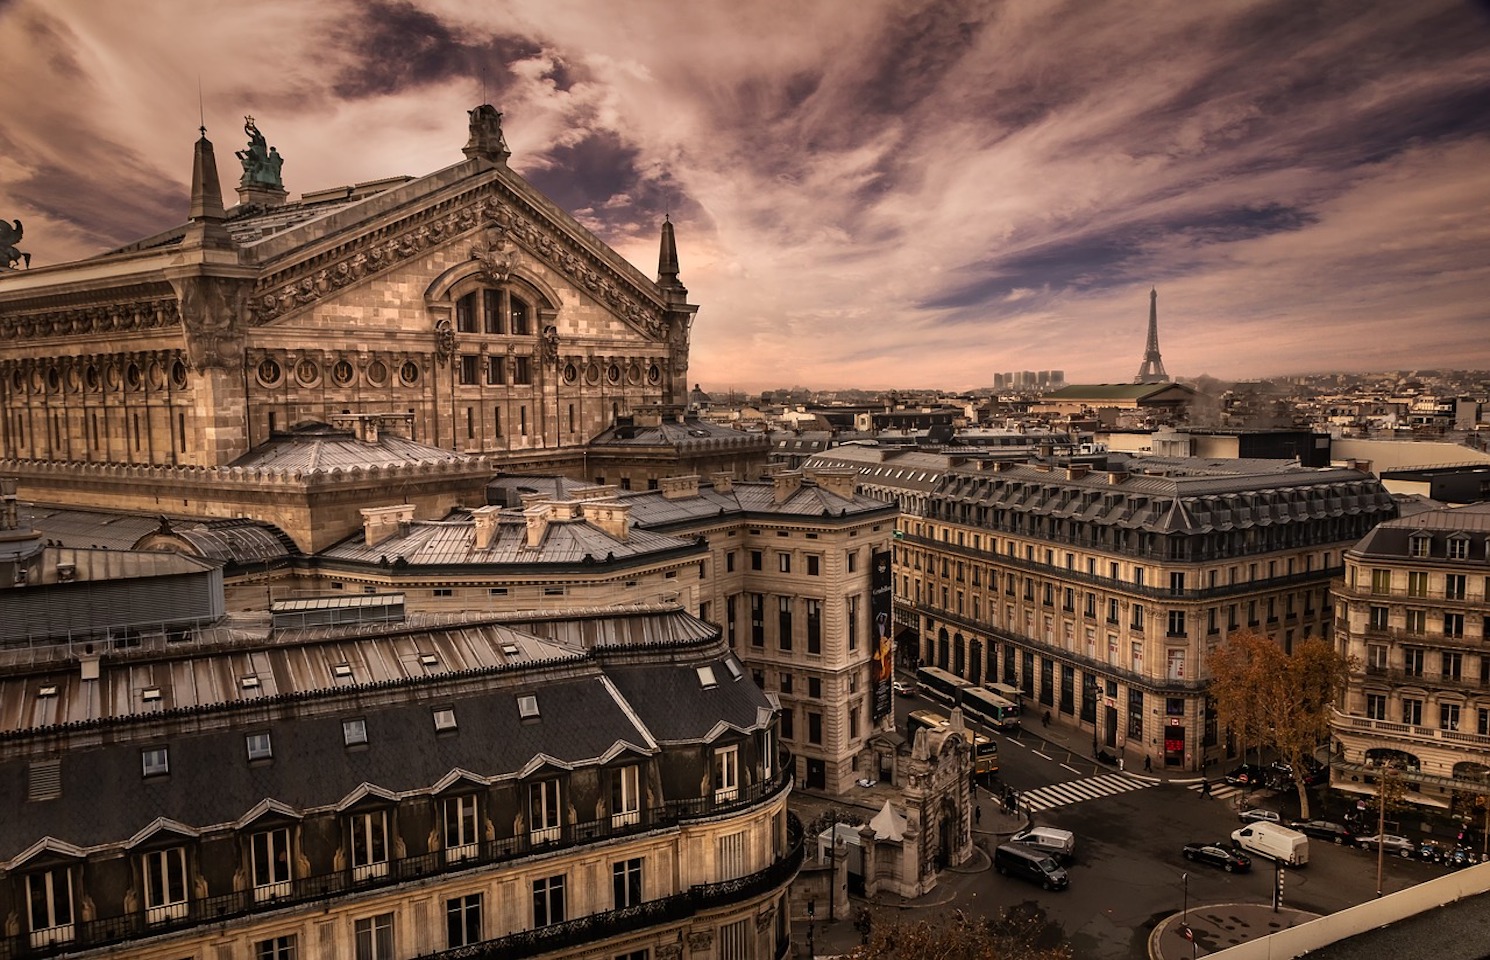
[1231,822,1309,865]
[1183,841,1252,872]
[1238,807,1282,825]
[1271,758,1326,787]
[1288,820,1357,846]
[1224,764,1270,787]
[1358,834,1416,857]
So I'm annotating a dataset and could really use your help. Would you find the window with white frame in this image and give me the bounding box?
[611,765,641,828]
[443,794,479,862]
[760,728,776,782]
[446,893,482,948]
[1402,698,1423,727]
[142,746,169,778]
[350,810,389,880]
[251,827,292,901]
[343,718,368,746]
[613,857,643,909]
[25,867,74,947]
[533,874,566,927]
[530,779,562,843]
[246,732,273,762]
[1440,702,1461,731]
[255,934,297,960]
[713,745,740,802]
[142,847,189,923]
[354,912,394,960]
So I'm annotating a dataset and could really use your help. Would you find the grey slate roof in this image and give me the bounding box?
[318,513,700,567]
[620,480,896,530]
[1350,501,1490,561]
[0,607,769,864]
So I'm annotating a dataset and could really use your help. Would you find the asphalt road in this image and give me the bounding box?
[895,691,1450,959]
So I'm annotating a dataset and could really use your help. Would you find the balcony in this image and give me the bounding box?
[1357,666,1489,694]
[0,757,795,960]
[1332,709,1490,751]
[420,812,805,960]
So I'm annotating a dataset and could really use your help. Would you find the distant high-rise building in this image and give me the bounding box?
[1135,288,1170,384]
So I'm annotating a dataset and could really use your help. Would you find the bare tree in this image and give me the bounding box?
[841,906,1071,960]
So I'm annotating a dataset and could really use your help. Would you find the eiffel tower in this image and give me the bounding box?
[1134,288,1169,383]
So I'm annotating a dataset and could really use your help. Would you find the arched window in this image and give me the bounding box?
[456,288,535,336]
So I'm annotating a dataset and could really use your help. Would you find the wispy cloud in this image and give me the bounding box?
[2,0,1488,390]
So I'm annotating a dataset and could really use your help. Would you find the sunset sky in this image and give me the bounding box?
[2,0,1489,392]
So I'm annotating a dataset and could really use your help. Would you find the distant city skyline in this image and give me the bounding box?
[3,1,1489,391]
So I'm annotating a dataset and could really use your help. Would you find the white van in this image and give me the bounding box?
[1011,826,1076,863]
[1230,822,1309,866]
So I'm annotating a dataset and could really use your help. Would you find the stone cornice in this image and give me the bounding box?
[250,177,669,341]
[0,288,180,345]
[0,455,496,491]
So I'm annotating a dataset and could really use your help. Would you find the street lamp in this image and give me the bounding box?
[1182,871,1189,923]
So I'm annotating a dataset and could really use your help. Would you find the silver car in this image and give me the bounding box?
[1358,834,1415,857]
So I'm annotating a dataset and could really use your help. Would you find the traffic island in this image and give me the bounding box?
[1148,903,1319,960]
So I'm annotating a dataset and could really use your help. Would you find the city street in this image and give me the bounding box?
[890,693,1447,958]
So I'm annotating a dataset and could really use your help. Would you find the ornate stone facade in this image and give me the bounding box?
[0,106,699,526]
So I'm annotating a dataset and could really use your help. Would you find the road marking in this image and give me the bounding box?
[1060,763,1082,774]
[1019,773,1153,812]
[1032,750,1052,760]
[1004,738,1027,749]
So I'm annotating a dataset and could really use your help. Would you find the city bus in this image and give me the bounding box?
[915,665,972,708]
[907,708,999,776]
[986,681,1024,714]
[962,686,1022,732]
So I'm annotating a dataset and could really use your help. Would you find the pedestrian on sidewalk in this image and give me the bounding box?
[1042,709,1051,728]
[1144,755,1152,773]
[975,804,982,825]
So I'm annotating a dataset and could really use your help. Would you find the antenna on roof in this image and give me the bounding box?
[197,75,205,137]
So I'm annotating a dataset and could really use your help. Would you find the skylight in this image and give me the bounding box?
[697,665,718,689]
[332,663,354,679]
[518,695,540,719]
[419,653,439,668]
[433,707,458,732]
[141,687,162,702]
[724,658,743,681]
[246,732,273,761]
[343,718,368,746]
[240,675,261,690]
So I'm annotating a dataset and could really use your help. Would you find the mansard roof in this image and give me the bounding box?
[1350,502,1490,562]
[931,457,1395,535]
[0,606,764,862]
[620,478,897,529]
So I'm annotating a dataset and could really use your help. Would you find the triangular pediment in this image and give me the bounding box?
[234,798,302,830]
[125,817,201,850]
[6,837,86,872]
[245,163,669,342]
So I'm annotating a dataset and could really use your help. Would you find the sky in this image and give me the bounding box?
[2,0,1490,393]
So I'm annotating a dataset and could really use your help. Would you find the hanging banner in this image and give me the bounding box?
[871,548,894,720]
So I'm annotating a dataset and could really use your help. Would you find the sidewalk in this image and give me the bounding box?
[1148,902,1319,960]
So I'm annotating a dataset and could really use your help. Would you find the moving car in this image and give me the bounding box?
[994,843,1069,890]
[1357,834,1415,857]
[1182,841,1252,872]
[1224,764,1270,787]
[1238,807,1282,825]
[892,679,917,696]
[1288,819,1357,846]
[1011,826,1076,864]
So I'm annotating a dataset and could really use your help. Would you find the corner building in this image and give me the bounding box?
[0,607,799,960]
[812,450,1395,771]
[1331,504,1490,811]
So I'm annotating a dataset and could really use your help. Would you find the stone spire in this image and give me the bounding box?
[1134,287,1170,384]
[189,129,226,223]
[463,104,511,164]
[658,213,682,292]
[184,128,232,248]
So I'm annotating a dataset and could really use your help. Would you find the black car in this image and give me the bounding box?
[1182,840,1252,872]
[1224,764,1269,787]
[1288,819,1357,845]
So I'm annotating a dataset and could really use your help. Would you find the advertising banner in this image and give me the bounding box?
[871,548,894,720]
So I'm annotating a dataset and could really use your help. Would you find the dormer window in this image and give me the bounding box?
[142,746,169,779]
[1448,535,1470,561]
[518,695,540,720]
[24,867,75,947]
[433,707,458,733]
[1409,532,1431,558]
[246,732,273,762]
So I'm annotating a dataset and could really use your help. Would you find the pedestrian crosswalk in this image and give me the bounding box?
[1017,772,1153,812]
[1188,781,1274,803]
